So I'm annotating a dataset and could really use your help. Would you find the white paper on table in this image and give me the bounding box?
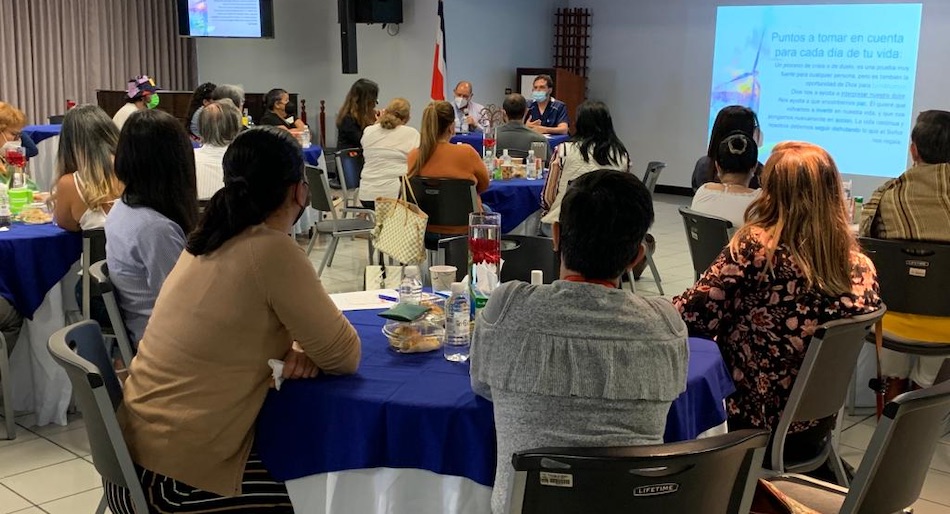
[473,260,503,297]
[330,289,398,311]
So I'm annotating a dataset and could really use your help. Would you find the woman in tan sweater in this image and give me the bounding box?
[111,127,361,513]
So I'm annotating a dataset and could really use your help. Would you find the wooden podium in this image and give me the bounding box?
[516,67,586,132]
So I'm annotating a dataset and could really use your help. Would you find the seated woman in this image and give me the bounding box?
[540,101,630,236]
[692,105,762,192]
[406,100,489,236]
[52,104,122,231]
[690,131,761,227]
[112,127,361,513]
[260,88,307,132]
[195,99,243,200]
[674,141,881,468]
[358,97,420,210]
[0,102,37,167]
[336,78,379,149]
[472,170,688,514]
[106,109,198,346]
[187,81,217,139]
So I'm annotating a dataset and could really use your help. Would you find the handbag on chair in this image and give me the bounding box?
[372,176,428,264]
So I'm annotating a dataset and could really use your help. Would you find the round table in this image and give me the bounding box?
[481,178,545,234]
[0,223,82,426]
[21,124,61,145]
[451,133,569,157]
[256,307,734,514]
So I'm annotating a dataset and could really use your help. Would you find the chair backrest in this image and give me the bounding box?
[408,177,479,228]
[47,321,149,512]
[678,206,733,280]
[306,165,337,216]
[507,429,770,514]
[840,379,950,514]
[335,147,364,191]
[81,228,107,319]
[770,309,886,471]
[438,235,560,284]
[859,237,950,317]
[88,260,136,367]
[641,161,666,195]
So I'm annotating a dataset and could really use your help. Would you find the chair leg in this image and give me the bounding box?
[626,271,637,293]
[326,237,340,268]
[95,492,107,514]
[647,254,664,295]
[0,337,15,440]
[367,238,374,265]
[305,226,319,256]
[828,444,850,487]
[318,237,339,276]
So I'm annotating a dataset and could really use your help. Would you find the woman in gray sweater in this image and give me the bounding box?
[471,170,690,514]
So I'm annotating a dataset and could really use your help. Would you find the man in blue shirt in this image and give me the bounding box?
[525,74,569,135]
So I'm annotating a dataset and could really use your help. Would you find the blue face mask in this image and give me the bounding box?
[532,91,548,103]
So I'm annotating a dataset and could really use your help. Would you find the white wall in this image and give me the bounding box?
[563,0,950,198]
[195,0,556,147]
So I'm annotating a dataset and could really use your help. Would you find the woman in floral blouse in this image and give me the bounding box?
[674,141,881,465]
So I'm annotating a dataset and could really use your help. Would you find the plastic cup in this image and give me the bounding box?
[429,265,458,293]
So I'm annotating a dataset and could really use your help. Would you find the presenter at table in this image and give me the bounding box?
[525,74,569,135]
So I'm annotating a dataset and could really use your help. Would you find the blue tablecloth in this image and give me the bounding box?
[21,124,62,145]
[0,223,81,319]
[481,179,545,233]
[256,310,734,487]
[451,133,569,157]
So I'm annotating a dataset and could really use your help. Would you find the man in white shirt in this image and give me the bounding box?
[194,100,243,200]
[452,81,487,133]
[113,75,159,130]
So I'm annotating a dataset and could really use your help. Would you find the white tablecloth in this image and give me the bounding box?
[9,261,80,426]
[29,136,59,192]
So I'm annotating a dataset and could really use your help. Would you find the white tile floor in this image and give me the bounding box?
[1,193,948,512]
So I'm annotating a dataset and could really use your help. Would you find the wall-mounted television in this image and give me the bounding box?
[177,0,275,38]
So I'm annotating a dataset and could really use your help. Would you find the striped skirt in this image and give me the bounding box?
[107,453,293,513]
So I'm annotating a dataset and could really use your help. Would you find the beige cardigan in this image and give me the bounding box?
[118,224,361,497]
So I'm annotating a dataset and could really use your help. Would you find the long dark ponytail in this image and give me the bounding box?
[572,101,628,167]
[186,127,304,256]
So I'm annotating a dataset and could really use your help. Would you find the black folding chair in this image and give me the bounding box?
[408,176,479,253]
[507,429,770,514]
[678,206,734,281]
[438,235,560,284]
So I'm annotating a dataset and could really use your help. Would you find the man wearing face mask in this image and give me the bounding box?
[525,74,569,135]
[452,81,486,133]
[261,88,308,133]
[113,75,160,130]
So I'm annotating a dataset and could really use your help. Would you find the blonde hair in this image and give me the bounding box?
[0,102,27,133]
[378,98,410,130]
[410,101,455,177]
[55,105,122,211]
[731,141,857,296]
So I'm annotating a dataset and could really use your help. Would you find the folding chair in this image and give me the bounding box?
[88,260,135,368]
[48,321,149,514]
[678,206,733,281]
[762,379,950,513]
[507,429,770,514]
[768,309,886,487]
[304,165,375,275]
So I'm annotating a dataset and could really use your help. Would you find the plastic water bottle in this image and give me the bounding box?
[502,148,512,166]
[444,282,471,362]
[398,265,423,304]
[301,127,311,148]
[0,184,11,229]
[526,149,537,179]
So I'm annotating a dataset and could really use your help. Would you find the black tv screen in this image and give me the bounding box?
[177,0,275,38]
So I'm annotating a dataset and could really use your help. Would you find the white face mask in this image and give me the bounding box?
[454,96,469,109]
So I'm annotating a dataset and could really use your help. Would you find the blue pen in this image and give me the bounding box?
[378,294,399,303]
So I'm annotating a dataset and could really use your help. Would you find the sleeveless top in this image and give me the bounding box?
[73,173,111,230]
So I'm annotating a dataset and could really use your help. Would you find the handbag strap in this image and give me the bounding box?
[401,175,420,205]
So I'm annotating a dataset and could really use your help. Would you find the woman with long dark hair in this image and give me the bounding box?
[111,127,361,513]
[105,109,199,345]
[336,78,379,149]
[692,105,762,191]
[187,82,217,138]
[540,100,630,234]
